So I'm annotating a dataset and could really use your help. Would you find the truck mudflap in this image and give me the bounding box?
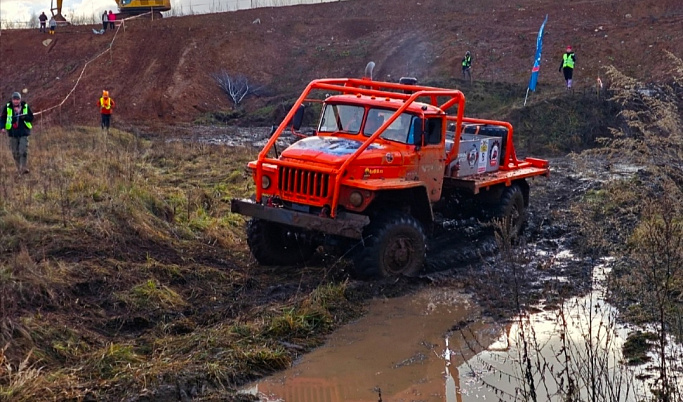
[231,199,370,239]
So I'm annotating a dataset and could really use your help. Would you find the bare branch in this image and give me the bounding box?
[212,70,262,107]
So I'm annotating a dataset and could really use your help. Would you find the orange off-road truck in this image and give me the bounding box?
[231,67,549,278]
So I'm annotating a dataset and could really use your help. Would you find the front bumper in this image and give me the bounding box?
[231,199,370,239]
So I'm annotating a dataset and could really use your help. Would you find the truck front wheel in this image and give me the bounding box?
[353,214,426,278]
[246,219,316,265]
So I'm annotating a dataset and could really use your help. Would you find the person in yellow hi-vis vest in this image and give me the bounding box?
[1,92,34,174]
[559,45,576,90]
[96,90,115,131]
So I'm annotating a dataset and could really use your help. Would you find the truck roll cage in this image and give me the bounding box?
[254,78,466,218]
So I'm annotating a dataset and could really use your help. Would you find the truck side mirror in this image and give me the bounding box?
[291,105,306,131]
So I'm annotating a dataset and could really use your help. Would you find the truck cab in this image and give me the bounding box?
[231,72,549,278]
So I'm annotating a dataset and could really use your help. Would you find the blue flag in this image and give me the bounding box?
[528,15,548,92]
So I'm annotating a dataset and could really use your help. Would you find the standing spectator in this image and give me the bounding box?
[96,90,115,131]
[462,51,472,83]
[49,16,57,35]
[559,45,576,90]
[39,12,48,33]
[102,10,109,32]
[1,92,34,174]
[108,10,116,30]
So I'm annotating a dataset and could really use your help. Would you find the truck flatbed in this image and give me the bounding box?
[444,158,549,194]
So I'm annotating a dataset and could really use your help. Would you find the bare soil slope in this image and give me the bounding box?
[0,0,681,126]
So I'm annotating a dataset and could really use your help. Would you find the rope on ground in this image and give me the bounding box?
[33,12,152,117]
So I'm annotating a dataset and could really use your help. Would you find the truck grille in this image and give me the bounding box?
[278,167,330,200]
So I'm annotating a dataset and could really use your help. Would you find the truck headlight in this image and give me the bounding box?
[261,175,271,189]
[349,191,363,207]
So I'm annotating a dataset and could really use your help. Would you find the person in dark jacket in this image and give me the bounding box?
[102,11,108,32]
[39,12,48,33]
[559,46,576,90]
[1,92,34,174]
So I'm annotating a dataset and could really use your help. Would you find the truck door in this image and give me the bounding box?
[415,117,446,202]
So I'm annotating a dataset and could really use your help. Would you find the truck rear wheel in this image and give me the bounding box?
[246,219,315,265]
[353,214,426,278]
[496,184,526,240]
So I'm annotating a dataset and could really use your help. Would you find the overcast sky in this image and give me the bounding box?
[0,0,340,25]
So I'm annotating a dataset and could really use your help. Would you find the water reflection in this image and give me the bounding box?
[243,289,495,401]
[457,261,648,401]
[243,260,667,401]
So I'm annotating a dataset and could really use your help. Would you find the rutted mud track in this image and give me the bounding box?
[166,127,596,302]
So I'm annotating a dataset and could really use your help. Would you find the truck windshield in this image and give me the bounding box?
[319,104,364,134]
[363,108,416,144]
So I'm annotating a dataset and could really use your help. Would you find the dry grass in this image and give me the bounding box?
[571,53,683,400]
[0,124,360,399]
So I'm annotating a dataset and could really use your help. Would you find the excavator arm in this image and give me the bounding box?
[50,0,68,22]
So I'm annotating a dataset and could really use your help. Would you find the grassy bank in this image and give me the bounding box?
[0,126,362,401]
[573,55,683,399]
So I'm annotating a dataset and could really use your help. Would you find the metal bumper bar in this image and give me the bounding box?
[231,199,370,239]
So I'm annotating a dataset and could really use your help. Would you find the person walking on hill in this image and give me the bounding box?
[1,92,34,174]
[102,10,108,32]
[108,10,116,30]
[462,51,473,83]
[39,12,48,33]
[559,46,576,90]
[48,16,57,35]
[97,90,115,131]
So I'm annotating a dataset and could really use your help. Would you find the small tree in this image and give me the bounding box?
[212,71,261,107]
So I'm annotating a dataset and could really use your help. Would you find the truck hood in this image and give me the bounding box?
[281,136,388,166]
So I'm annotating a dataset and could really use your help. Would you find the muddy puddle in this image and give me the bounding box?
[457,260,653,401]
[164,125,300,148]
[242,253,676,401]
[241,288,499,401]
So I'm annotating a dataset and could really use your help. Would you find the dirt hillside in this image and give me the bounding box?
[0,0,681,126]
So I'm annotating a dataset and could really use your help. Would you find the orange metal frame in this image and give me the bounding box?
[254,78,466,218]
[253,78,548,218]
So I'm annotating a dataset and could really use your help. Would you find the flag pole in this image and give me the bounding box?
[525,14,548,107]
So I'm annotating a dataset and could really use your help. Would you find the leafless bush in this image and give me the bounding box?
[569,51,683,401]
[28,13,39,29]
[212,71,262,107]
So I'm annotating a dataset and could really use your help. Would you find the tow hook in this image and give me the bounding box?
[320,206,331,218]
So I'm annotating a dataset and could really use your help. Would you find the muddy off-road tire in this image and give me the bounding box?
[246,219,315,265]
[353,213,426,278]
[496,184,526,240]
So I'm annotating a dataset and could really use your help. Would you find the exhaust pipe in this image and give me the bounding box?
[363,61,375,80]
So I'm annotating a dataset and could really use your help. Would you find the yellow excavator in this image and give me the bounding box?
[50,0,69,23]
[50,0,171,22]
[113,0,172,19]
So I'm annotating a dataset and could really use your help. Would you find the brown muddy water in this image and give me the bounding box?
[241,288,498,401]
[242,257,675,401]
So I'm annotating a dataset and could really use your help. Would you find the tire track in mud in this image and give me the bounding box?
[416,157,603,320]
[169,127,593,288]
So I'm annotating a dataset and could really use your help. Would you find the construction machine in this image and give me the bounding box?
[114,0,171,19]
[49,0,170,23]
[50,0,69,23]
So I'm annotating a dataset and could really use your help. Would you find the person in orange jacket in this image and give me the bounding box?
[96,90,115,131]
